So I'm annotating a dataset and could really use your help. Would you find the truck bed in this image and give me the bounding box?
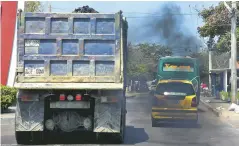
[14,12,127,89]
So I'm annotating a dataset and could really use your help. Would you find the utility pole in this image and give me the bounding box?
[224,1,237,104]
[48,3,51,12]
[208,37,213,91]
[209,50,212,90]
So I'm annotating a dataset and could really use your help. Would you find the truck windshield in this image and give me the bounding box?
[155,82,195,96]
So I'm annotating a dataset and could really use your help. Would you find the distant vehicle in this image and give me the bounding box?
[151,80,198,126]
[149,80,157,95]
[157,56,200,105]
[14,11,128,144]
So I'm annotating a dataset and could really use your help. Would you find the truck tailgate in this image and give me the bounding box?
[15,12,124,87]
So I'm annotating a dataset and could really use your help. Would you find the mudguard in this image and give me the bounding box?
[15,91,45,131]
[93,97,123,133]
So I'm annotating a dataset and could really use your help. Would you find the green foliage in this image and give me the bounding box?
[0,85,17,110]
[228,92,239,100]
[127,43,172,80]
[25,1,43,12]
[190,51,209,80]
[220,91,229,100]
[216,27,239,53]
[198,2,239,53]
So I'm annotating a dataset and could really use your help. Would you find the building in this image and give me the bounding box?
[0,1,24,86]
[210,57,239,97]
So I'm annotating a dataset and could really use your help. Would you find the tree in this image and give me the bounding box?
[198,2,239,53]
[190,51,209,83]
[127,43,172,81]
[24,1,43,12]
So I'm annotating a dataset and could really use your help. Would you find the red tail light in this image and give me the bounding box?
[21,95,30,101]
[76,94,82,101]
[191,97,197,107]
[110,97,118,103]
[59,94,65,101]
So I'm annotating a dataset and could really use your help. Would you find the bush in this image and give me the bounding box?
[220,91,229,101]
[0,85,17,110]
[227,92,239,100]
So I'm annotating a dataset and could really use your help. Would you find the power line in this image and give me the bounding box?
[47,7,239,27]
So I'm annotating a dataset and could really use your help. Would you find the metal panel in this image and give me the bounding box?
[14,83,124,89]
[25,17,45,34]
[96,18,115,34]
[94,97,121,133]
[73,18,90,34]
[62,39,79,55]
[24,60,44,76]
[50,60,67,76]
[73,61,90,76]
[50,101,90,109]
[84,40,115,55]
[51,18,68,33]
[95,61,115,76]
[15,90,45,132]
[24,39,57,55]
[16,12,124,86]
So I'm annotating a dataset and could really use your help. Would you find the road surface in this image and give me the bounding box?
[1,94,239,146]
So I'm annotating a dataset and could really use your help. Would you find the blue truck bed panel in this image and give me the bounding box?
[15,12,125,86]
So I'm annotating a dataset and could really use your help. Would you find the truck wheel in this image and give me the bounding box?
[15,131,30,144]
[15,131,43,144]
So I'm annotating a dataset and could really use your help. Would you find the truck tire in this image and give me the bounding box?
[15,131,31,144]
[15,131,43,144]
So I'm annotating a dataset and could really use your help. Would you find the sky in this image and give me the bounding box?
[40,1,220,54]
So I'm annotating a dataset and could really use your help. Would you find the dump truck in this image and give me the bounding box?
[14,11,128,144]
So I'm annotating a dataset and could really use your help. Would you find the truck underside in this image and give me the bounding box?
[15,89,126,144]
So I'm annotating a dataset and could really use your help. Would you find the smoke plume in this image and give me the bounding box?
[128,3,202,56]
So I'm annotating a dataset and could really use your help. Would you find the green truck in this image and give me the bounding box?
[156,56,200,105]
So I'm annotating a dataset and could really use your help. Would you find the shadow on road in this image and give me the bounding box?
[198,107,206,113]
[41,126,149,145]
[124,125,149,145]
[154,122,201,129]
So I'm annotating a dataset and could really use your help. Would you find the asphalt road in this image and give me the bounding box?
[1,94,239,146]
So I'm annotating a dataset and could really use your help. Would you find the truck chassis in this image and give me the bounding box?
[15,90,126,144]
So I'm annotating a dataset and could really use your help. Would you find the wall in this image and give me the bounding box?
[0,1,17,86]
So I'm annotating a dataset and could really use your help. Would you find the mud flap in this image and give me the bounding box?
[15,97,44,131]
[93,98,122,133]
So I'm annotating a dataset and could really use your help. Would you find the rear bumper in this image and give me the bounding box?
[151,107,198,121]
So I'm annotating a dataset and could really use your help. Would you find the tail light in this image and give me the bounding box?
[59,94,65,101]
[76,94,82,101]
[191,97,197,107]
[100,96,118,103]
[110,97,118,102]
[21,95,29,101]
[20,94,39,101]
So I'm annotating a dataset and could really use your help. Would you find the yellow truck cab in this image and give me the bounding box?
[151,80,198,126]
